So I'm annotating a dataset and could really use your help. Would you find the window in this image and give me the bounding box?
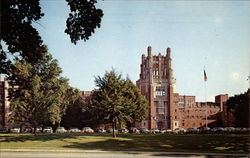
[182,123,185,126]
[154,86,166,97]
[156,101,165,115]
[156,115,165,120]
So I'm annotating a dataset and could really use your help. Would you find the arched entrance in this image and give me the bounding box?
[157,121,164,129]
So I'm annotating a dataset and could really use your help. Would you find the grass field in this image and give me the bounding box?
[0,133,249,154]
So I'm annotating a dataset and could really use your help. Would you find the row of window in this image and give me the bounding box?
[186,109,218,113]
[180,122,203,127]
[173,115,206,119]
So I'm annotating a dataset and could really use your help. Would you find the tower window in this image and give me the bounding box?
[154,86,166,97]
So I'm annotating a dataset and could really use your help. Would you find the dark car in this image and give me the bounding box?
[94,127,106,133]
[139,128,150,134]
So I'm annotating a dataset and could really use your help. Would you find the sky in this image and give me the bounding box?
[30,0,250,102]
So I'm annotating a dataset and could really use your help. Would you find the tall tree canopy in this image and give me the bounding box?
[61,94,86,129]
[225,89,250,128]
[8,46,73,130]
[0,0,103,74]
[88,70,148,137]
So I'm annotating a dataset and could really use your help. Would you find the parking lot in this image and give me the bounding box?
[3,126,250,135]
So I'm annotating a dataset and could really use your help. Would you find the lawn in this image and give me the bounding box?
[0,133,249,154]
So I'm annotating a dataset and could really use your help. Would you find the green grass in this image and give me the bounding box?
[0,133,249,154]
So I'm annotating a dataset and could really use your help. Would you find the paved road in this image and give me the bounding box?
[0,149,248,158]
[0,152,209,158]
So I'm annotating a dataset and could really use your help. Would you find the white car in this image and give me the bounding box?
[82,127,94,133]
[150,129,160,134]
[10,127,20,133]
[35,127,43,133]
[43,127,53,133]
[174,128,186,134]
[106,128,118,133]
[119,128,129,133]
[68,128,81,133]
[187,128,199,133]
[56,127,67,133]
[129,127,140,133]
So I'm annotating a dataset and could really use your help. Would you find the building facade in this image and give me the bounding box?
[136,46,175,129]
[0,46,230,130]
[136,46,228,130]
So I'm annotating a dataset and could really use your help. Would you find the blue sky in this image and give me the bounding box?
[32,0,250,102]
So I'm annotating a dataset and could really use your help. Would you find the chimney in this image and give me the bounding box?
[166,47,171,57]
[147,46,152,57]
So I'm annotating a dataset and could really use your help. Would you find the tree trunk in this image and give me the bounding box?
[34,125,37,136]
[112,122,116,137]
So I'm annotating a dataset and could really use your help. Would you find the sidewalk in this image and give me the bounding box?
[0,148,248,157]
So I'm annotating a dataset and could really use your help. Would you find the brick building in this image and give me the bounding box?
[136,46,228,130]
[0,46,229,130]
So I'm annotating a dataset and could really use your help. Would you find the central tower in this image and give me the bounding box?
[136,46,175,129]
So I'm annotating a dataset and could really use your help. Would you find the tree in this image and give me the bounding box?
[56,82,80,127]
[226,89,250,128]
[89,70,148,137]
[123,79,148,128]
[0,0,103,74]
[60,91,86,129]
[8,46,72,133]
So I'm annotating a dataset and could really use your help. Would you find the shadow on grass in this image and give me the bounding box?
[61,134,249,154]
[0,133,83,142]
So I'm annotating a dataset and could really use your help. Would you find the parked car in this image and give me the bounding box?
[82,127,94,133]
[224,127,235,133]
[10,127,20,133]
[129,127,140,133]
[106,128,118,133]
[43,126,53,133]
[0,127,8,133]
[118,128,129,133]
[139,128,150,134]
[68,128,81,133]
[165,129,173,134]
[199,127,211,134]
[34,127,43,133]
[187,128,199,134]
[150,128,160,134]
[94,127,106,133]
[211,127,224,133]
[234,128,249,134]
[56,127,67,133]
[174,128,186,134]
[22,127,32,133]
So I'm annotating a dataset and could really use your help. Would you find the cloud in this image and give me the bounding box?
[231,72,240,80]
